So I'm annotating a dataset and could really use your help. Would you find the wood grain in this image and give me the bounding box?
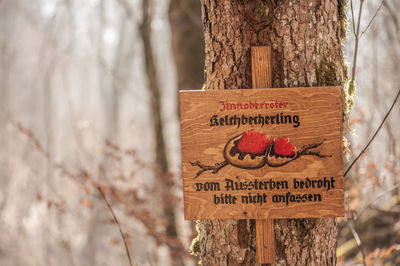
[252,46,275,264]
[180,87,344,219]
[251,46,272,88]
[180,86,344,220]
[256,218,274,263]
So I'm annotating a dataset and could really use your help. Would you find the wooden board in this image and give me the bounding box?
[256,218,274,263]
[179,86,344,220]
[251,46,275,264]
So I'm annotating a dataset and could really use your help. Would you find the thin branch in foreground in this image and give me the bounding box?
[347,209,367,266]
[97,186,133,266]
[350,0,357,38]
[360,0,384,39]
[344,88,400,178]
[350,0,364,82]
[356,182,400,221]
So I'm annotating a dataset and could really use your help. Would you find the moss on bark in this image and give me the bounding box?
[190,221,201,257]
[315,56,342,86]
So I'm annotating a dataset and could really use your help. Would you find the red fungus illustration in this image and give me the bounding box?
[273,137,296,157]
[237,130,273,154]
[189,130,330,178]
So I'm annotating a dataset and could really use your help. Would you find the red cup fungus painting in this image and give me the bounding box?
[190,130,330,178]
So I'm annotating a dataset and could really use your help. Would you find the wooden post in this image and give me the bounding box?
[251,46,275,264]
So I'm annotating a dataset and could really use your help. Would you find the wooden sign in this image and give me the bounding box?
[179,87,344,220]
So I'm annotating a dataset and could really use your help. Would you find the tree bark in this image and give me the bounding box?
[197,0,347,265]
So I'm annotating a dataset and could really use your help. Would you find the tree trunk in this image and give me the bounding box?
[169,0,204,90]
[197,0,347,265]
[140,1,183,265]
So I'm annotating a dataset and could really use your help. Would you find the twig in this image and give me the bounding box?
[356,182,400,221]
[189,160,228,179]
[14,120,133,265]
[97,186,133,266]
[350,0,364,83]
[344,88,400,177]
[360,0,384,39]
[350,0,357,38]
[347,210,367,266]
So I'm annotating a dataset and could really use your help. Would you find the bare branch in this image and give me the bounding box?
[344,88,400,178]
[97,186,133,266]
[356,182,400,221]
[347,211,367,266]
[350,0,365,82]
[350,0,357,38]
[360,0,384,39]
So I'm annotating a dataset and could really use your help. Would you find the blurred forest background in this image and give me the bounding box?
[0,0,399,265]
